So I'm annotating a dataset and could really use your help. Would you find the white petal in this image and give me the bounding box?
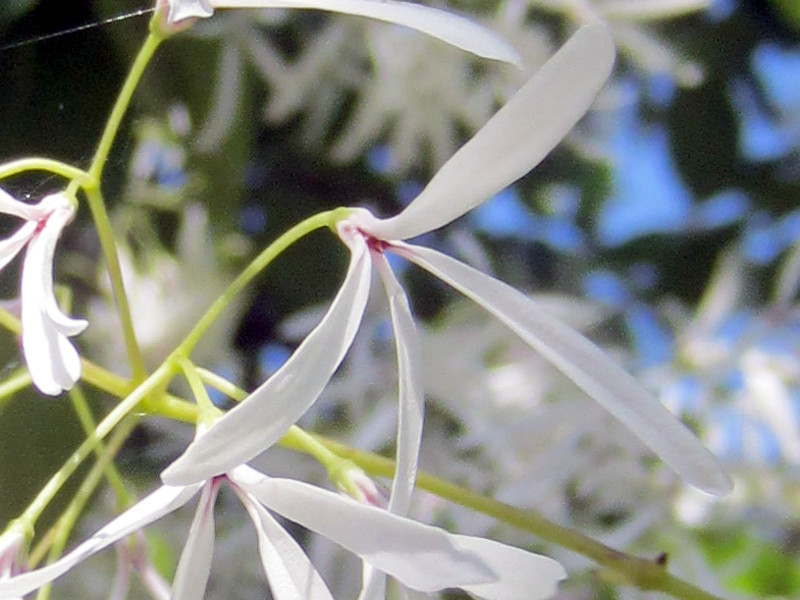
[451,535,565,600]
[0,484,201,598]
[391,242,733,496]
[0,188,45,221]
[374,252,424,517]
[172,481,220,600]
[210,0,520,64]
[232,475,337,600]
[167,0,214,21]
[368,22,615,241]
[0,221,36,273]
[357,566,387,600]
[233,473,496,591]
[162,236,372,485]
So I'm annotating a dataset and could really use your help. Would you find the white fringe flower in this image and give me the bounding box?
[0,190,87,396]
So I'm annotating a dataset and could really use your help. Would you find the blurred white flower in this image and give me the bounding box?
[0,524,27,600]
[0,189,87,396]
[0,465,564,600]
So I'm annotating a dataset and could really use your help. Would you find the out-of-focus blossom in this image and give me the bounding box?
[0,190,87,396]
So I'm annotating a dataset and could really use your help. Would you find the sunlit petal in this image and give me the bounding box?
[452,535,565,600]
[209,0,521,64]
[391,241,733,496]
[162,236,372,485]
[367,22,615,241]
[0,484,201,598]
[0,221,36,273]
[172,481,220,600]
[235,473,496,591]
[232,473,337,600]
[0,188,44,221]
[374,252,424,517]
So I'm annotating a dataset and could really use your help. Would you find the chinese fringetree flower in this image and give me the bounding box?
[0,465,565,600]
[162,21,732,497]
[164,0,521,65]
[0,190,87,396]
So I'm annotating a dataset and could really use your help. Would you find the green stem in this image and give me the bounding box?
[0,159,90,183]
[0,368,32,410]
[68,386,132,507]
[17,363,174,530]
[176,209,347,357]
[82,183,146,383]
[33,417,135,598]
[311,437,725,600]
[85,33,163,185]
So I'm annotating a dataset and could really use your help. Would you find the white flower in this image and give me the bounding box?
[162,22,731,496]
[0,524,27,600]
[165,0,522,65]
[0,465,564,600]
[0,190,87,396]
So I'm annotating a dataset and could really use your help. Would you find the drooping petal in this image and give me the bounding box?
[167,0,214,22]
[231,474,338,600]
[162,235,372,485]
[450,535,565,600]
[233,472,496,592]
[20,204,86,396]
[209,0,521,64]
[0,484,202,598]
[172,480,220,600]
[391,241,733,496]
[367,21,615,242]
[374,252,424,517]
[0,221,36,273]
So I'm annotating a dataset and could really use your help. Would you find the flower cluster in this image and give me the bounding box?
[0,1,738,600]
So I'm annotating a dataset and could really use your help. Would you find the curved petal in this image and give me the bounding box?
[211,0,521,64]
[172,481,220,600]
[233,472,496,592]
[162,235,372,485]
[368,22,615,241]
[374,252,424,517]
[0,484,201,598]
[391,242,733,496]
[451,535,565,600]
[232,479,337,600]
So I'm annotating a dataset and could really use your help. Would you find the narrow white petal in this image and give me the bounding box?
[452,535,565,600]
[162,237,372,485]
[210,0,520,64]
[0,484,201,598]
[392,242,733,496]
[0,221,37,273]
[167,0,214,21]
[37,207,88,337]
[368,22,615,241]
[374,252,424,517]
[357,565,387,600]
[0,188,44,221]
[172,481,220,600]
[233,473,496,591]
[232,475,337,600]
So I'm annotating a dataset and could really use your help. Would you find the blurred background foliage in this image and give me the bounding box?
[0,0,799,598]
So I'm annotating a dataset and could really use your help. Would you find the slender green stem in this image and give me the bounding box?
[68,386,132,507]
[33,417,135,599]
[0,368,32,410]
[0,159,90,183]
[85,33,163,184]
[17,363,173,529]
[310,436,725,600]
[176,209,346,356]
[81,186,146,383]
